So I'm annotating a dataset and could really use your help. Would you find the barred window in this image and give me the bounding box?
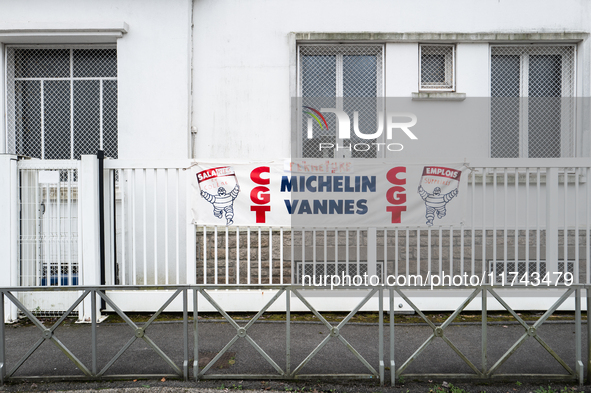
[298,45,383,158]
[490,45,574,158]
[420,45,455,91]
[6,46,118,160]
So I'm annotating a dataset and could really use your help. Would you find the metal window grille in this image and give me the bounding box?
[490,45,575,158]
[5,46,118,160]
[298,45,383,159]
[420,45,455,90]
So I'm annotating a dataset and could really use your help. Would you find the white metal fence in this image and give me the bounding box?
[6,157,591,314]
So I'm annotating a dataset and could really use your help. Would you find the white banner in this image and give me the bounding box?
[191,160,468,227]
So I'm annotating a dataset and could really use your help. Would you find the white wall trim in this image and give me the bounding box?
[294,32,589,43]
[0,22,128,43]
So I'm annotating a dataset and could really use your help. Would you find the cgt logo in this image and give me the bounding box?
[303,106,418,154]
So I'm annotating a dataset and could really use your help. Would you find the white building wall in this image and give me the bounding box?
[192,0,590,160]
[0,0,192,160]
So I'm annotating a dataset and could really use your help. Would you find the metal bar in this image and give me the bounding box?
[532,288,575,328]
[199,335,240,376]
[245,335,284,375]
[49,336,92,376]
[440,335,481,375]
[280,228,283,284]
[587,167,590,285]
[337,335,378,376]
[514,168,518,279]
[193,288,199,381]
[286,287,291,377]
[440,288,481,330]
[482,168,486,280]
[142,335,183,376]
[471,169,475,276]
[389,288,395,386]
[142,169,147,284]
[291,332,332,376]
[482,287,487,374]
[247,227,251,284]
[131,170,137,285]
[244,289,286,330]
[96,291,138,330]
[291,289,333,331]
[487,332,529,376]
[487,288,531,330]
[379,288,384,385]
[575,288,581,383]
[525,168,530,283]
[336,288,379,329]
[183,289,188,380]
[165,169,169,284]
[143,288,183,329]
[91,289,97,375]
[175,170,180,284]
[290,230,294,285]
[203,226,207,284]
[154,169,158,285]
[226,227,229,284]
[532,335,575,375]
[7,337,46,377]
[98,336,138,376]
[396,334,436,376]
[57,170,62,287]
[574,168,579,284]
[214,226,218,284]
[198,289,241,330]
[0,292,5,384]
[394,289,437,330]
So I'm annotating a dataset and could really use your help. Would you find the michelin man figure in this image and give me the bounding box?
[418,185,458,226]
[201,184,240,226]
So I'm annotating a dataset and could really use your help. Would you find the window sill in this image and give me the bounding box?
[411,92,466,101]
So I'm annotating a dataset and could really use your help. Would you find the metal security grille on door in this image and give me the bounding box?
[299,45,383,159]
[6,46,118,160]
[490,45,575,158]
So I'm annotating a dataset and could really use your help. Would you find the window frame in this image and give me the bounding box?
[489,44,576,158]
[4,43,118,160]
[419,44,456,92]
[296,43,385,159]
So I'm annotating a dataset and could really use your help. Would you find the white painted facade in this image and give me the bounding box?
[0,0,588,160]
[0,0,192,160]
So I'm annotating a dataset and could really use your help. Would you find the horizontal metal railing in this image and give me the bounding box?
[0,284,589,385]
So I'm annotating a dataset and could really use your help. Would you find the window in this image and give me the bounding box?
[298,45,383,158]
[5,46,118,160]
[420,44,455,91]
[490,45,574,158]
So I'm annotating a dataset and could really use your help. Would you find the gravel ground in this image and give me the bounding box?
[0,379,590,393]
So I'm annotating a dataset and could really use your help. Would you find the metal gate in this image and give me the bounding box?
[17,159,81,315]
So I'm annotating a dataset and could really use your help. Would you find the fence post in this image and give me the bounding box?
[186,170,197,285]
[79,155,101,322]
[0,155,19,322]
[546,168,559,281]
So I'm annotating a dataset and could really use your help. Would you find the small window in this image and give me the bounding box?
[420,45,455,91]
